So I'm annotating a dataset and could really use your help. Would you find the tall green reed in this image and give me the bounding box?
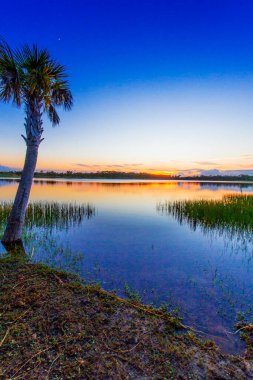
[0,201,95,232]
[157,194,253,234]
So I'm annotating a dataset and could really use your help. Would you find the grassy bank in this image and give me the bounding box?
[0,256,252,379]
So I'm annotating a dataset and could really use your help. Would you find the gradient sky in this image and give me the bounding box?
[0,0,253,175]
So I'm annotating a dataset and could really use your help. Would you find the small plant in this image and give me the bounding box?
[124,283,142,302]
[236,311,247,323]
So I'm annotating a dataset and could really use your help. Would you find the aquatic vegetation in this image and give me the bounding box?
[124,282,142,302]
[157,194,253,234]
[157,194,253,253]
[0,201,94,271]
[0,201,94,232]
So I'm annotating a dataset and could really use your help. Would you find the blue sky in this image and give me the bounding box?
[0,0,253,174]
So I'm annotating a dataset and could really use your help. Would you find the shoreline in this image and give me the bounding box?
[1,176,253,185]
[0,255,252,379]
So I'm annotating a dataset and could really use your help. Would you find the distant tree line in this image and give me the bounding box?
[0,170,253,182]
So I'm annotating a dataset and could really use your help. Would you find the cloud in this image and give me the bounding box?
[73,163,143,169]
[74,164,99,168]
[194,161,221,166]
[107,165,125,168]
[123,163,143,167]
[238,164,253,168]
[241,154,253,159]
[178,168,253,177]
[221,169,253,176]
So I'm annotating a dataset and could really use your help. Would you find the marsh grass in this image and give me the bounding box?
[157,194,253,235]
[0,201,94,232]
[124,283,142,303]
[0,201,93,272]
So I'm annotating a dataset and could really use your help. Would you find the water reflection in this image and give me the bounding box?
[0,179,19,187]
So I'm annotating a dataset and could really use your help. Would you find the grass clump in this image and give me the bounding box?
[124,283,142,303]
[0,201,94,232]
[157,194,253,234]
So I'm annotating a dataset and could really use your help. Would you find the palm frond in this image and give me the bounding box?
[47,105,60,126]
[0,38,73,127]
[0,38,22,106]
[51,81,73,110]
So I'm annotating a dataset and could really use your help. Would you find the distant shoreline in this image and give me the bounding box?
[1,177,253,185]
[0,171,253,183]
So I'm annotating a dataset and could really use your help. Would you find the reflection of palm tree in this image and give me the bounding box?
[0,39,73,243]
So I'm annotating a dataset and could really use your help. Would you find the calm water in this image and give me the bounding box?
[1,178,253,353]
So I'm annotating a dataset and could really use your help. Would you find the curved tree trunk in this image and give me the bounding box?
[2,101,43,245]
[2,142,39,243]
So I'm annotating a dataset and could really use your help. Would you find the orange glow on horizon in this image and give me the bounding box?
[144,170,176,176]
[2,156,252,176]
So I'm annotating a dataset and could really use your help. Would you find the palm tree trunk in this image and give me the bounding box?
[2,101,43,245]
[2,141,39,243]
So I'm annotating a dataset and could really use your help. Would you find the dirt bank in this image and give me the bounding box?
[0,255,252,379]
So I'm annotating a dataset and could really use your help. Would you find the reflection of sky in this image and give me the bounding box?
[0,180,19,188]
[0,1,253,174]
[1,179,253,353]
[1,179,252,204]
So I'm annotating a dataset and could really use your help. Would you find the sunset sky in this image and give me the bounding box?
[0,0,253,175]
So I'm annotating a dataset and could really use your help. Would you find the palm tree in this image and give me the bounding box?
[0,39,73,244]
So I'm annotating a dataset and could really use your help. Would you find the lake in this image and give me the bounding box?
[1,178,253,354]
